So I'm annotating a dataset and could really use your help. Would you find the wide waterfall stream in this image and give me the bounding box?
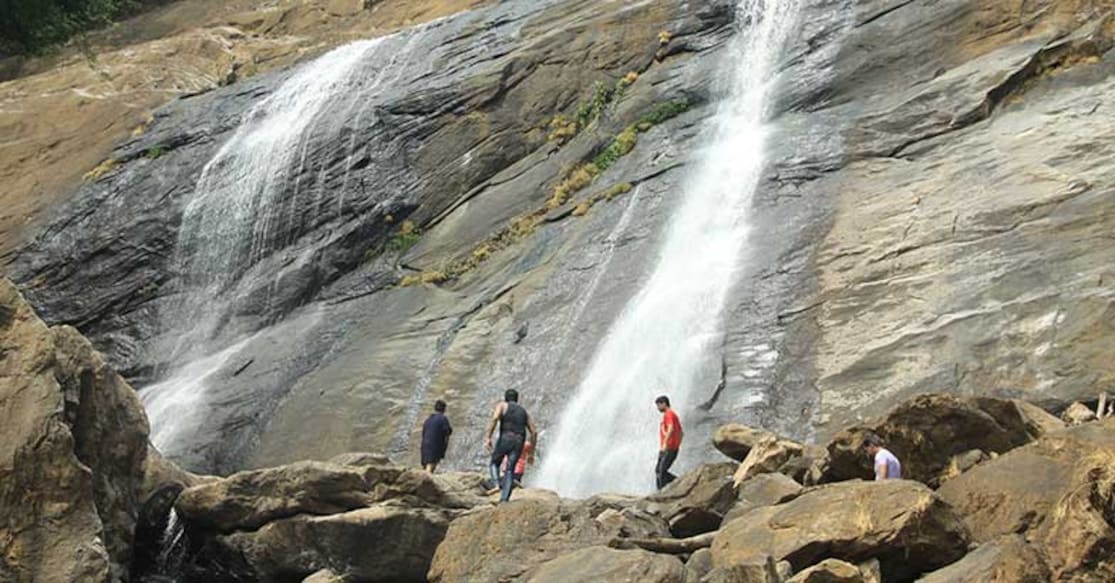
[141,32,419,454]
[537,0,801,497]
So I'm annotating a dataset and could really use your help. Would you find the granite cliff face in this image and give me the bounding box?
[4,0,1114,483]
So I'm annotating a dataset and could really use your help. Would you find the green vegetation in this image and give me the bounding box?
[547,72,639,144]
[144,145,165,159]
[386,221,421,252]
[402,88,692,288]
[592,126,639,172]
[0,0,164,56]
[637,98,692,128]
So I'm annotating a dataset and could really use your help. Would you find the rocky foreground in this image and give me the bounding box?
[3,275,1114,583]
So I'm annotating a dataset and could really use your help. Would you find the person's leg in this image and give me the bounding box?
[500,441,523,502]
[655,451,667,489]
[490,440,508,490]
[661,449,678,487]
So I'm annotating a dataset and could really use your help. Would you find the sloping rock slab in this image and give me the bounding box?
[711,480,969,581]
[643,462,737,538]
[176,460,485,532]
[723,472,802,524]
[220,505,450,582]
[938,419,1115,579]
[713,424,774,462]
[428,495,670,582]
[524,546,686,583]
[916,535,1051,583]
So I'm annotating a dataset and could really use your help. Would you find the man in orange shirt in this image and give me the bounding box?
[655,395,683,489]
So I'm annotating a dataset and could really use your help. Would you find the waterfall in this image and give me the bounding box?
[536,0,801,497]
[141,31,420,455]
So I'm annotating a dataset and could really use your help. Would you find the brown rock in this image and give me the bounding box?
[220,505,450,581]
[702,559,790,583]
[722,472,803,524]
[1062,401,1098,425]
[734,435,804,485]
[938,419,1115,580]
[777,444,827,485]
[303,569,352,583]
[686,548,714,581]
[714,424,774,462]
[524,546,687,583]
[935,449,990,486]
[428,496,670,582]
[711,480,969,581]
[328,452,392,466]
[0,279,149,581]
[824,394,1059,486]
[916,535,1051,583]
[786,558,864,583]
[644,463,737,538]
[176,459,485,533]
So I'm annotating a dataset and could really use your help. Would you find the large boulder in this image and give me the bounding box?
[710,480,969,581]
[734,435,804,485]
[524,546,686,582]
[937,419,1115,580]
[722,472,802,524]
[219,505,451,582]
[173,457,491,581]
[786,559,865,583]
[643,463,737,538]
[915,535,1051,583]
[823,394,1062,486]
[176,460,486,532]
[428,495,671,582]
[0,279,150,581]
[713,424,774,462]
[1062,401,1098,425]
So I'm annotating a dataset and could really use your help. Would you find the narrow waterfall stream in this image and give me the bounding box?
[536,0,801,497]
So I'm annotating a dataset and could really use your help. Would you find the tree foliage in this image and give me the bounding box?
[0,0,159,55]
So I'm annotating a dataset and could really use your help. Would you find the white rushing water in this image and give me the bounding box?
[536,0,801,497]
[142,36,404,446]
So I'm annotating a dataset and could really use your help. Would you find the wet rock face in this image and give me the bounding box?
[8,0,1115,480]
[0,279,150,581]
[7,0,738,475]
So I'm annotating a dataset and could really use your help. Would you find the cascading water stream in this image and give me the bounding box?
[536,0,801,497]
[140,32,422,453]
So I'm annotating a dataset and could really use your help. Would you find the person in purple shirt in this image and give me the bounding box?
[420,400,453,473]
[863,433,901,480]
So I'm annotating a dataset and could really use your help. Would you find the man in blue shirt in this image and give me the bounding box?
[421,400,453,473]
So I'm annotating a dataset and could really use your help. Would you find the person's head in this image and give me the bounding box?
[655,395,671,412]
[434,399,447,413]
[504,389,519,403]
[862,433,884,456]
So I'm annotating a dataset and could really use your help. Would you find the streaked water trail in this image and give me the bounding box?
[536,0,801,497]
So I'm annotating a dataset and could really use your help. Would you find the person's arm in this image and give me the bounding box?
[444,416,453,436]
[660,419,673,451]
[527,415,539,446]
[875,455,887,480]
[484,403,504,451]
